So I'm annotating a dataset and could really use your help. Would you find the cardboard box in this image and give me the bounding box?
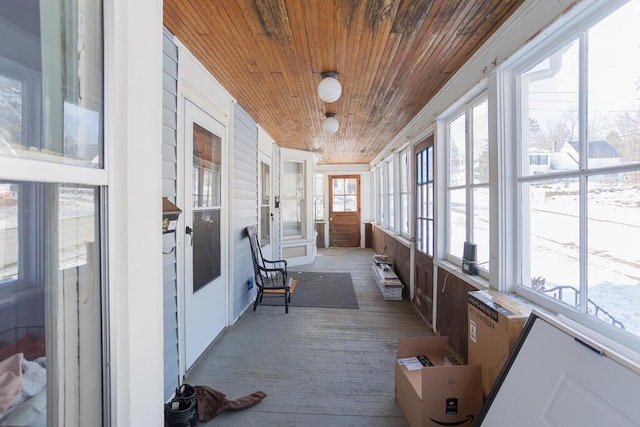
[395,336,482,427]
[467,290,534,398]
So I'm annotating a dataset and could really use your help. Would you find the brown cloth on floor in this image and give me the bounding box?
[194,385,266,422]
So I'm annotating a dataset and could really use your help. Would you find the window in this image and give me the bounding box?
[377,166,385,225]
[314,172,324,220]
[192,123,222,291]
[399,149,410,237]
[0,2,103,167]
[281,161,304,238]
[416,146,434,256]
[0,1,105,424]
[386,159,395,230]
[516,0,640,338]
[331,177,357,212]
[259,160,271,246]
[446,95,490,271]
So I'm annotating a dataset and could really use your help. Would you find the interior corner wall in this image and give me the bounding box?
[230,103,259,321]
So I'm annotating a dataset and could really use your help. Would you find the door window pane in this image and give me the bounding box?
[191,122,222,292]
[192,124,221,208]
[331,178,358,213]
[416,146,434,256]
[192,209,221,292]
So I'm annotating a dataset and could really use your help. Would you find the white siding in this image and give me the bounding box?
[161,28,179,401]
[231,103,259,320]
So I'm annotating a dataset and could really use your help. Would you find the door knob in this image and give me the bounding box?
[186,226,193,246]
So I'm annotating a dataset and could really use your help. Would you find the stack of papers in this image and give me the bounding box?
[397,357,424,371]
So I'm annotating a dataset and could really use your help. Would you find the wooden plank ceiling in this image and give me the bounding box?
[164,0,523,164]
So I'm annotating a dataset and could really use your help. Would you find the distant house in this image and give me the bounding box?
[529,150,551,174]
[555,140,622,169]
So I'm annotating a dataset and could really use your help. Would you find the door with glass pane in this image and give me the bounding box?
[183,100,226,368]
[258,154,273,259]
[329,175,360,247]
[414,137,435,324]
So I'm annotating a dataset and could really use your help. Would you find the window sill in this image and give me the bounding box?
[434,259,489,291]
[371,223,414,248]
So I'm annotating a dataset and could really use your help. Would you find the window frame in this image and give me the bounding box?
[385,157,395,231]
[0,1,109,424]
[505,0,640,350]
[399,148,411,238]
[444,92,490,278]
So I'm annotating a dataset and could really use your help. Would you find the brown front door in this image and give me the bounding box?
[329,175,360,247]
[414,136,435,325]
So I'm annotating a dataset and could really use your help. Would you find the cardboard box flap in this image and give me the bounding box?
[468,290,533,319]
[422,365,482,399]
[397,336,447,358]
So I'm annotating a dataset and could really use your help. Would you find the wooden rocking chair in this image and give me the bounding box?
[246,225,292,313]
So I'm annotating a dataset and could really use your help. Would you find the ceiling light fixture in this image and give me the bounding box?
[318,71,342,103]
[322,113,339,134]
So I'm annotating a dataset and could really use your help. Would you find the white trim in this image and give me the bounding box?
[105,0,164,426]
[0,157,107,185]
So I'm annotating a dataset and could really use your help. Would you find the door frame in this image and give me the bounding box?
[328,174,361,247]
[413,135,436,328]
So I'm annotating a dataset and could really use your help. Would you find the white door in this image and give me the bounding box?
[258,153,273,259]
[183,100,227,368]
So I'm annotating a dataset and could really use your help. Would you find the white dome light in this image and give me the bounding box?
[322,113,339,134]
[318,72,342,103]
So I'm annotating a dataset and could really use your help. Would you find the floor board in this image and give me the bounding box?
[185,248,433,426]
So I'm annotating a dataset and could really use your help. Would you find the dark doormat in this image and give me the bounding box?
[288,271,359,309]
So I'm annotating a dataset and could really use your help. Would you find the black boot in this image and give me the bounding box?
[165,398,197,427]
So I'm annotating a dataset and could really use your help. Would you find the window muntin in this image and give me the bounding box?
[516,0,640,337]
[0,1,103,167]
[446,96,490,270]
[314,172,324,220]
[331,177,357,212]
[416,146,434,256]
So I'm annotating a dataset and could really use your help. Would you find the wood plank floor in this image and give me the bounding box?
[185,247,433,426]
